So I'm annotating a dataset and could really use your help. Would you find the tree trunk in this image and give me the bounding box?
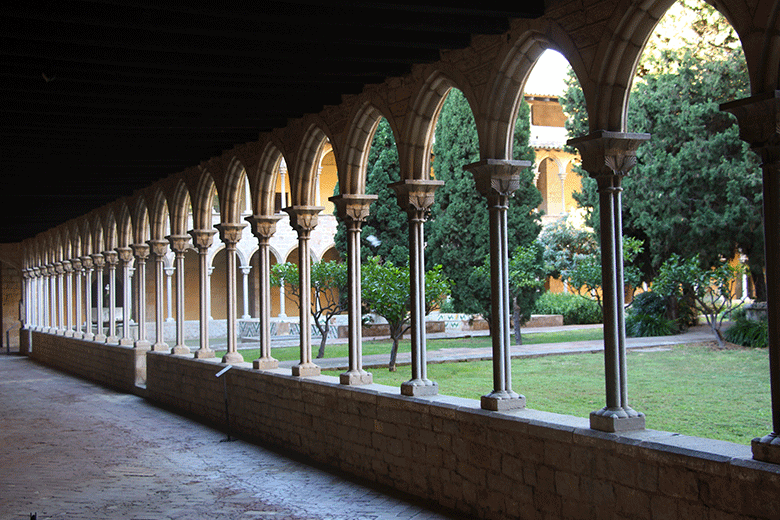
[388,336,400,372]
[513,299,523,345]
[750,263,767,302]
[315,317,328,358]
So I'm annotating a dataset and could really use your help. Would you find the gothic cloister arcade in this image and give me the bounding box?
[5,0,780,517]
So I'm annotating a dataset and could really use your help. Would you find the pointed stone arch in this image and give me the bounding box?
[190,169,218,232]
[289,119,333,207]
[168,179,192,237]
[248,138,287,216]
[338,99,395,195]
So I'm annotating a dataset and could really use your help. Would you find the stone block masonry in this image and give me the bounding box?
[143,349,780,520]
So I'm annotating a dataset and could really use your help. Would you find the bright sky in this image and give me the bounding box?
[523,49,572,97]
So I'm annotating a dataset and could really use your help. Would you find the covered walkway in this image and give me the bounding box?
[0,355,459,520]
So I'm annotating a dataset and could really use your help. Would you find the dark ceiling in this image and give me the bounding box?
[1,1,545,245]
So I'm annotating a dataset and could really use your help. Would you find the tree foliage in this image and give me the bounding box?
[270,260,348,358]
[426,89,541,312]
[559,0,765,298]
[361,257,451,371]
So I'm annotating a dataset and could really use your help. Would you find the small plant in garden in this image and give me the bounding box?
[625,291,677,337]
[725,316,768,348]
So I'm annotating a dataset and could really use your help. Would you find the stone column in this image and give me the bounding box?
[91,253,106,342]
[390,180,443,396]
[62,260,73,337]
[189,230,217,358]
[148,239,169,352]
[240,265,251,319]
[116,247,134,345]
[722,91,780,463]
[81,256,95,340]
[216,223,247,364]
[71,258,83,339]
[468,159,530,411]
[167,235,191,355]
[103,251,119,344]
[569,130,649,432]
[130,244,151,349]
[35,267,43,331]
[246,215,282,370]
[331,194,377,385]
[284,206,323,377]
[164,266,174,322]
[54,262,65,335]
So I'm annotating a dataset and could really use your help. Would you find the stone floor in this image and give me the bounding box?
[0,355,464,520]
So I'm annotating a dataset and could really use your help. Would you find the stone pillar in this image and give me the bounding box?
[166,235,190,355]
[722,91,780,463]
[246,215,282,370]
[148,239,169,352]
[164,266,174,322]
[468,159,530,411]
[54,262,65,335]
[71,258,83,339]
[331,194,377,385]
[284,206,323,377]
[62,260,73,337]
[81,256,95,340]
[216,223,247,364]
[91,253,106,342]
[116,247,134,345]
[189,230,217,359]
[390,180,443,396]
[131,244,151,349]
[35,267,43,331]
[103,251,119,344]
[569,130,649,432]
[240,265,251,319]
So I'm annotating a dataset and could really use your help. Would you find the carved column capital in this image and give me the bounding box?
[466,159,530,204]
[147,239,169,258]
[330,194,377,223]
[389,179,443,220]
[188,229,217,252]
[215,222,247,245]
[90,253,105,269]
[568,130,651,179]
[130,243,150,261]
[70,258,83,271]
[102,250,118,266]
[54,262,64,275]
[115,247,133,264]
[80,256,94,270]
[284,206,323,236]
[721,91,780,165]
[245,215,282,243]
[62,260,73,273]
[166,234,191,254]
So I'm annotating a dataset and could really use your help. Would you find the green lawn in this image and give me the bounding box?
[324,343,770,445]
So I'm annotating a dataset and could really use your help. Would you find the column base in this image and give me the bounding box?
[94,334,107,343]
[340,369,373,385]
[590,406,646,432]
[222,351,245,364]
[83,333,95,341]
[194,348,215,359]
[292,363,321,377]
[481,390,526,411]
[134,340,151,350]
[171,345,191,356]
[752,433,780,464]
[106,335,119,345]
[401,378,438,396]
[151,342,168,352]
[119,337,134,346]
[253,357,279,370]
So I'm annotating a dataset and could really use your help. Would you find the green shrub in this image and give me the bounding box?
[724,318,768,348]
[533,291,602,325]
[625,292,678,337]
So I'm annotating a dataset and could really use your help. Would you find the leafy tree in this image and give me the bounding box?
[559,0,765,298]
[270,260,348,358]
[334,118,408,265]
[361,257,451,371]
[426,89,541,312]
[653,253,746,347]
[509,242,547,344]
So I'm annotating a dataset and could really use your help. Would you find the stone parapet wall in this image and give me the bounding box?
[146,351,780,520]
[28,331,143,392]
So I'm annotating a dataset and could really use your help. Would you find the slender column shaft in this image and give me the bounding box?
[55,262,65,334]
[246,216,281,370]
[116,248,134,345]
[241,266,251,319]
[284,207,323,376]
[148,240,169,351]
[569,130,648,432]
[63,261,73,337]
[104,251,119,344]
[167,235,190,355]
[722,92,780,462]
[131,244,151,348]
[216,223,247,364]
[331,195,376,385]
[91,254,106,342]
[189,230,216,359]
[72,260,83,338]
[81,257,94,340]
[391,180,442,396]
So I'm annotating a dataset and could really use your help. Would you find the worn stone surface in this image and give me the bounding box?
[0,355,461,520]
